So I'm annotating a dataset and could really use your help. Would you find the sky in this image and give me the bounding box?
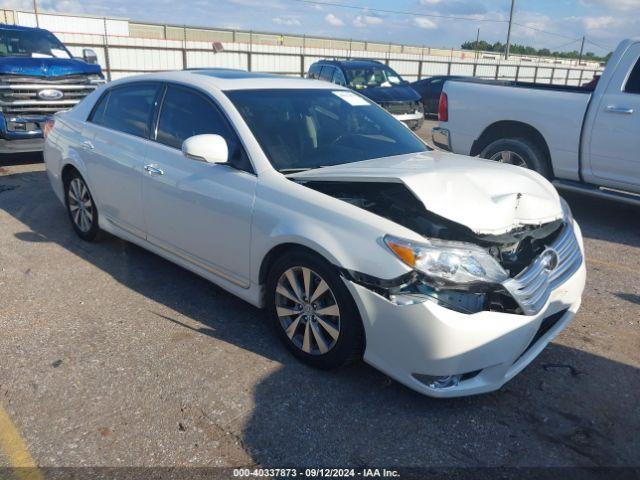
[5,0,640,54]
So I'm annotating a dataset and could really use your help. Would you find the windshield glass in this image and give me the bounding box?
[0,29,71,59]
[226,89,428,172]
[344,65,405,89]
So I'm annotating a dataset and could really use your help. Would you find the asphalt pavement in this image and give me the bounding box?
[0,126,638,473]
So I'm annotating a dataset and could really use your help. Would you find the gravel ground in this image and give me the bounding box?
[0,127,639,472]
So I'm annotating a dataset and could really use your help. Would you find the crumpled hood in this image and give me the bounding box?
[290,151,563,236]
[0,57,101,77]
[358,84,421,103]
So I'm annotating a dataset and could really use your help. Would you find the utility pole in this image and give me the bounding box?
[474,27,480,61]
[578,36,585,65]
[505,0,515,59]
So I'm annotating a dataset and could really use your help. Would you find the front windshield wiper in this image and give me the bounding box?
[279,166,329,174]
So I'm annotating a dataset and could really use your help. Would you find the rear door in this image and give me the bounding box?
[586,44,640,192]
[81,82,161,237]
[142,84,257,286]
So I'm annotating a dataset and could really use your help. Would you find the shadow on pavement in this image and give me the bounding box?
[1,168,639,469]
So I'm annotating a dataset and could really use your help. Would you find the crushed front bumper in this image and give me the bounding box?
[344,222,586,398]
[393,112,424,131]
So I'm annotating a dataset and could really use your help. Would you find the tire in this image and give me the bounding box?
[64,171,101,242]
[266,250,364,370]
[480,137,552,178]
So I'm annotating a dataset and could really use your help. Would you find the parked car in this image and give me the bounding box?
[433,38,640,205]
[44,70,585,398]
[0,23,104,154]
[307,59,424,131]
[410,75,465,117]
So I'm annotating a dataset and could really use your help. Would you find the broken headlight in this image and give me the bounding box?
[384,235,509,287]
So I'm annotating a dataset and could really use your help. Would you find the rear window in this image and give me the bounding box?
[89,83,160,138]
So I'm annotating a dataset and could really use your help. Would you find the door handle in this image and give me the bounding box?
[605,105,634,114]
[81,140,94,150]
[144,164,164,176]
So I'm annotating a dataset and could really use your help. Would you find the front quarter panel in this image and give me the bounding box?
[250,172,415,285]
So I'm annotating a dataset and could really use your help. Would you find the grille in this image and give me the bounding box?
[0,75,100,116]
[504,222,582,315]
[380,101,416,115]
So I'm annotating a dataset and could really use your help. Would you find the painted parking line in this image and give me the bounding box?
[0,405,44,480]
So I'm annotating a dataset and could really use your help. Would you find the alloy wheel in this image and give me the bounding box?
[275,266,341,355]
[68,177,94,233]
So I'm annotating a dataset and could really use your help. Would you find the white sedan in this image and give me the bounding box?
[43,70,586,397]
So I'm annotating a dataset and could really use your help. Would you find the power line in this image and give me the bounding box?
[290,0,509,24]
[584,38,615,53]
[511,22,578,41]
[546,38,583,52]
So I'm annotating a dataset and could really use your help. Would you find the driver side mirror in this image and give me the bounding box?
[82,49,98,64]
[182,134,229,164]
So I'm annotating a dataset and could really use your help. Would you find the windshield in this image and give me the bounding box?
[226,88,428,172]
[0,29,71,59]
[345,65,406,89]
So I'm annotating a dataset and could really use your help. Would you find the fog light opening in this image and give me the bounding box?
[413,373,462,389]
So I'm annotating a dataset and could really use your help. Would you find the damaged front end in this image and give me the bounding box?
[300,180,580,315]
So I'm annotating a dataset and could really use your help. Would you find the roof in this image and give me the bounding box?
[316,59,385,68]
[106,69,344,92]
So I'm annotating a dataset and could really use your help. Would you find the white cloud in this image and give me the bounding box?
[581,0,640,11]
[272,16,301,26]
[413,17,437,29]
[582,15,616,30]
[353,14,383,28]
[420,0,442,4]
[324,13,344,27]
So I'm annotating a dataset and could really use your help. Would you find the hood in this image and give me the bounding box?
[357,84,421,103]
[290,151,563,236]
[0,57,101,77]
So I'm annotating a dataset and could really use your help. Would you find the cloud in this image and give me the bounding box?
[272,16,301,26]
[324,13,344,27]
[581,0,640,11]
[420,0,442,4]
[582,15,616,30]
[353,14,383,28]
[413,17,437,29]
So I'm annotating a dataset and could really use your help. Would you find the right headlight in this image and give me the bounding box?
[384,235,509,288]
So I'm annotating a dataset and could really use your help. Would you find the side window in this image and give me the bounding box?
[319,66,334,82]
[332,68,347,86]
[625,58,640,94]
[91,83,159,138]
[156,85,252,172]
[308,64,321,79]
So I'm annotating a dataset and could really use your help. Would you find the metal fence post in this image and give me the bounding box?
[447,61,451,75]
[578,69,584,86]
[182,25,187,70]
[533,66,538,83]
[103,17,112,81]
[550,67,555,85]
[564,68,571,85]
[515,65,520,82]
[248,31,253,72]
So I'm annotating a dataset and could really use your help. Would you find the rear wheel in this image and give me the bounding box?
[480,137,552,178]
[266,251,364,369]
[64,171,101,241]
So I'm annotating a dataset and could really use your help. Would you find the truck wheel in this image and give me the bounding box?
[480,138,551,178]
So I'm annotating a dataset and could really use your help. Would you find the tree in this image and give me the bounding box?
[461,39,611,62]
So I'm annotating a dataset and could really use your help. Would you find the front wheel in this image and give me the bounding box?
[480,137,552,178]
[266,251,364,369]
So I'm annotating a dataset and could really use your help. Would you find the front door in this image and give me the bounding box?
[587,44,640,192]
[142,84,257,286]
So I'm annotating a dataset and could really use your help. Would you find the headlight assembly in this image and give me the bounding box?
[384,234,509,288]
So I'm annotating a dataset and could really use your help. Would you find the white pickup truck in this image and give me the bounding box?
[432,38,640,205]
